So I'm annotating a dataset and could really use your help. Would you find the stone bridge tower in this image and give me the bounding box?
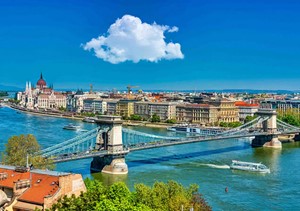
[252,109,282,148]
[90,116,128,174]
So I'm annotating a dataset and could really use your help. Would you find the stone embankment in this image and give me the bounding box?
[6,104,174,128]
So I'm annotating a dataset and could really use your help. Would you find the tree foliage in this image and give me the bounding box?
[244,115,257,123]
[151,114,161,123]
[219,121,242,128]
[2,134,54,170]
[277,109,300,127]
[165,119,177,124]
[48,179,211,211]
[129,114,143,121]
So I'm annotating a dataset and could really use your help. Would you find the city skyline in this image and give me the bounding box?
[1,0,300,90]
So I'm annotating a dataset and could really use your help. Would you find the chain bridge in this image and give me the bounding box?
[38,109,300,174]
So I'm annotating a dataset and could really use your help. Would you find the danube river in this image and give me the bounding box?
[0,107,299,210]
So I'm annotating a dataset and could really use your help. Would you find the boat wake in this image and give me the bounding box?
[198,163,230,169]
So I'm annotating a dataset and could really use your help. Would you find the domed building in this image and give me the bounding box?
[17,73,67,110]
[36,73,47,89]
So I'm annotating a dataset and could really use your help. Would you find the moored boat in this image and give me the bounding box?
[230,160,270,173]
[167,124,224,136]
[82,117,97,123]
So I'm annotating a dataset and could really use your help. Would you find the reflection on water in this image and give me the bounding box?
[92,172,128,186]
[1,107,300,210]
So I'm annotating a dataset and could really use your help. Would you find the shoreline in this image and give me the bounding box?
[6,105,84,121]
[5,104,172,128]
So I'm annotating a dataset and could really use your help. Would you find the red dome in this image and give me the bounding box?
[37,73,46,87]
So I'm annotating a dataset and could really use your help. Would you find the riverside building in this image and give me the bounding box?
[260,99,300,115]
[17,73,67,110]
[83,98,107,114]
[66,89,101,113]
[134,102,177,121]
[210,99,239,123]
[235,101,259,122]
[116,100,137,118]
[176,104,219,125]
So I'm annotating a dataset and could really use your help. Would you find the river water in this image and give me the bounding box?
[0,107,299,210]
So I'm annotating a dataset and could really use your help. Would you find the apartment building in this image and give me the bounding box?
[260,99,300,114]
[116,100,136,117]
[235,101,259,121]
[83,98,107,114]
[210,99,239,123]
[176,104,219,125]
[134,102,177,121]
[106,100,118,115]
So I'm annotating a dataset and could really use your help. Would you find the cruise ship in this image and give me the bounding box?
[167,124,224,136]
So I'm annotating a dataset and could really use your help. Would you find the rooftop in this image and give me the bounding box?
[0,165,71,205]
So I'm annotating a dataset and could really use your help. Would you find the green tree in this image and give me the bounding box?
[58,106,66,112]
[219,121,242,128]
[165,119,177,124]
[219,122,228,127]
[228,122,242,128]
[151,114,161,122]
[48,180,211,211]
[2,134,54,170]
[244,115,257,123]
[129,114,143,121]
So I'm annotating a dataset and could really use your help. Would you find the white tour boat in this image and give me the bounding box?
[82,117,97,123]
[63,124,80,130]
[230,160,270,173]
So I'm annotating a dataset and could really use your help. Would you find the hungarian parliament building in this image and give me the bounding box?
[17,74,66,109]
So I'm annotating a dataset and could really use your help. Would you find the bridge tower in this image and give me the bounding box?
[91,116,128,174]
[252,109,282,148]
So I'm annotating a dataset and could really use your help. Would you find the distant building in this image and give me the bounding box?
[260,99,300,114]
[134,102,177,121]
[0,165,86,210]
[176,104,219,125]
[17,73,67,110]
[83,98,107,114]
[210,99,239,123]
[235,101,259,121]
[116,100,136,117]
[106,100,118,115]
[66,90,101,113]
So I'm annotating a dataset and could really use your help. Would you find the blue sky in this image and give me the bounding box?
[0,0,300,90]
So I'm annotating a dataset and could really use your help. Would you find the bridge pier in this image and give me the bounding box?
[252,134,282,148]
[91,116,128,175]
[91,156,128,175]
[294,133,300,141]
[252,109,282,149]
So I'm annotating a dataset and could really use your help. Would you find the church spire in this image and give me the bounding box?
[25,81,28,94]
[40,72,43,80]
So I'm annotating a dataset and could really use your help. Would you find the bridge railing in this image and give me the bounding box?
[277,119,300,131]
[39,127,101,155]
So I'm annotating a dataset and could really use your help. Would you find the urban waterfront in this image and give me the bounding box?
[0,107,300,210]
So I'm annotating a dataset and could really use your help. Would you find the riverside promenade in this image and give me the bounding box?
[5,103,171,128]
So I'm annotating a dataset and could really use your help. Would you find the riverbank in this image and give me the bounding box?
[6,104,84,121]
[123,121,171,128]
[5,104,173,128]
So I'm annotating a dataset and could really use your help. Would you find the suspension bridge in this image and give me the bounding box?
[37,109,300,174]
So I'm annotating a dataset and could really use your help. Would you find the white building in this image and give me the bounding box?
[17,73,67,110]
[235,101,259,121]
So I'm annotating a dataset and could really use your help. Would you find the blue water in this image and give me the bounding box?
[0,107,299,210]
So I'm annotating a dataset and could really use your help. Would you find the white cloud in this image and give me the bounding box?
[168,26,179,33]
[82,15,184,64]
